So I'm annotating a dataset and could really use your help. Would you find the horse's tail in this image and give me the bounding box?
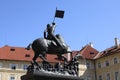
[25,43,32,50]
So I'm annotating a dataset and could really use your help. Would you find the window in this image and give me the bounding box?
[86,74,91,80]
[115,72,119,80]
[105,60,109,67]
[23,64,28,70]
[107,73,110,80]
[9,74,15,80]
[98,63,101,68]
[10,64,17,70]
[0,63,2,68]
[86,63,90,69]
[114,58,118,64]
[99,75,102,80]
[0,74,1,80]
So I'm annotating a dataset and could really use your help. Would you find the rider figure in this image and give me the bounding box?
[44,22,65,51]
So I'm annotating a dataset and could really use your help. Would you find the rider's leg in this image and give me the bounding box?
[56,34,64,43]
[51,34,65,49]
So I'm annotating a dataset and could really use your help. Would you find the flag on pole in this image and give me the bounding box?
[55,10,65,18]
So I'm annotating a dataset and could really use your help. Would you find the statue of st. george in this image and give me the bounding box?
[44,22,66,50]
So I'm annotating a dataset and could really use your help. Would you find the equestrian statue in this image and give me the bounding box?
[26,22,72,65]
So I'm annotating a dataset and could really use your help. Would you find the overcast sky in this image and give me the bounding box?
[0,0,120,51]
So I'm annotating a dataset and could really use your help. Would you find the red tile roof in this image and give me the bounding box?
[0,45,60,62]
[0,45,99,62]
[79,45,99,59]
[95,45,120,59]
[71,51,80,58]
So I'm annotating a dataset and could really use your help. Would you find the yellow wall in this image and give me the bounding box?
[78,52,120,80]
[0,52,120,80]
[78,58,96,80]
[0,60,30,80]
[95,52,120,80]
[0,60,61,80]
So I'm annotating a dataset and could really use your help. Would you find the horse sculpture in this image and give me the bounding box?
[27,34,72,64]
[26,22,72,65]
[22,22,84,80]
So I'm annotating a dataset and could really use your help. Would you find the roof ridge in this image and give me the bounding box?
[80,44,90,55]
[1,45,26,49]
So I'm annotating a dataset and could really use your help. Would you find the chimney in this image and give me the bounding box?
[114,38,119,47]
[67,47,71,61]
[67,53,71,61]
[89,42,93,48]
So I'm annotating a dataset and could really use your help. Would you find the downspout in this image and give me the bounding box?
[94,60,97,80]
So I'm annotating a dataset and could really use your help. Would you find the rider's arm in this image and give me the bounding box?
[52,22,56,33]
[44,29,47,39]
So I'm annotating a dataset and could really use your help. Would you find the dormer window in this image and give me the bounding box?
[10,48,15,51]
[25,54,30,57]
[90,52,94,55]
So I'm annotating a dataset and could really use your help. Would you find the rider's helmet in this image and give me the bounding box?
[47,24,51,28]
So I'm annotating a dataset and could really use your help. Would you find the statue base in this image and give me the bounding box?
[21,53,84,80]
[21,69,84,80]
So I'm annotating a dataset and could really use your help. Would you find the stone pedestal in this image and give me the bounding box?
[21,70,84,80]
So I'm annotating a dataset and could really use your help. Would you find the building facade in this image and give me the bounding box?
[95,47,120,80]
[0,38,120,80]
[0,60,29,80]
[0,45,58,80]
[0,45,34,80]
[77,44,99,80]
[94,38,120,80]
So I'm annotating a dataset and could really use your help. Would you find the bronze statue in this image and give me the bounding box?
[21,10,84,80]
[27,22,71,65]
[44,22,65,50]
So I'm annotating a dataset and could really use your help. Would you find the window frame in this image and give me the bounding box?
[98,62,101,68]
[98,75,102,80]
[0,74,1,80]
[86,62,90,69]
[114,58,118,64]
[0,63,2,68]
[22,64,28,70]
[106,73,110,80]
[105,60,109,67]
[115,72,119,80]
[9,74,15,80]
[10,64,17,70]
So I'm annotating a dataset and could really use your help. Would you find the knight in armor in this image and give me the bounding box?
[44,22,66,51]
